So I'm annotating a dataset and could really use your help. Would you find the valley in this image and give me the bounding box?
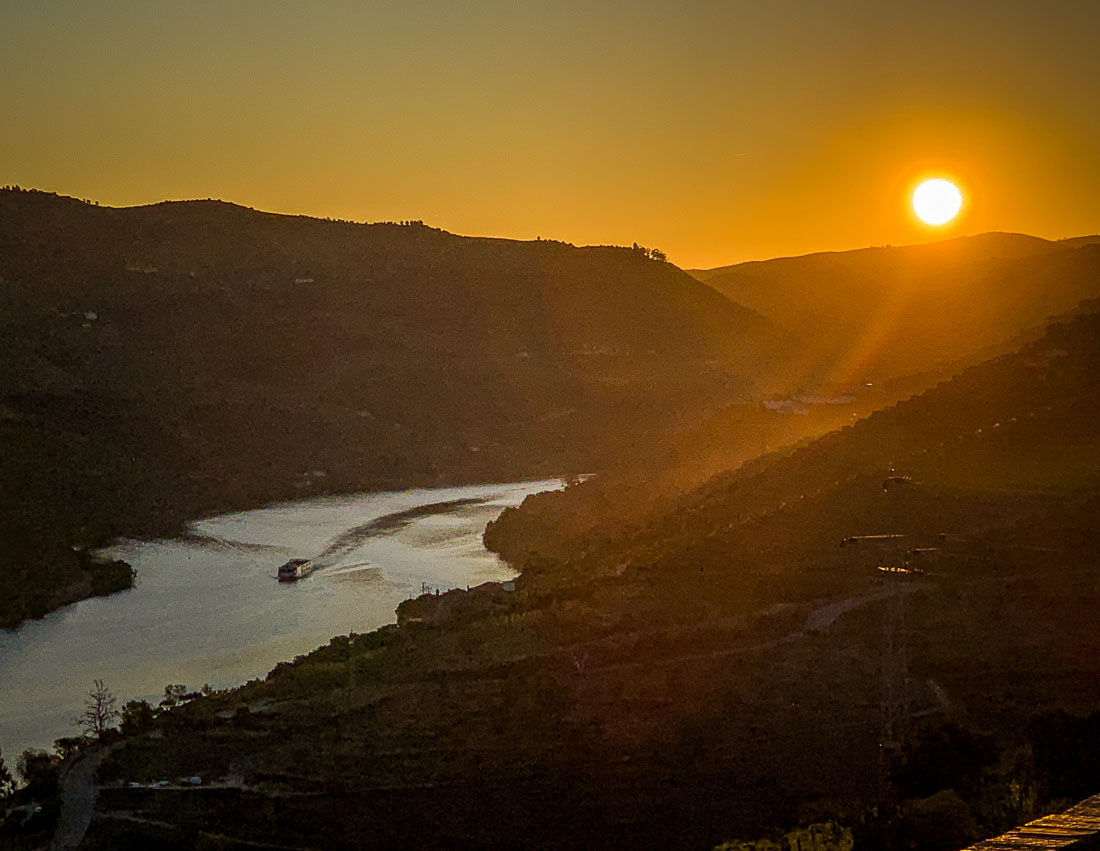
[3,189,1100,851]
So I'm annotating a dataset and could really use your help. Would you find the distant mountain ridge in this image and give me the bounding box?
[690,232,1100,386]
[691,231,1100,279]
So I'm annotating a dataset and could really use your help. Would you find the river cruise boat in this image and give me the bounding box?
[278,558,316,582]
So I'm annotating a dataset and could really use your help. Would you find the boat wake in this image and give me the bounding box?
[179,532,296,555]
[313,498,487,565]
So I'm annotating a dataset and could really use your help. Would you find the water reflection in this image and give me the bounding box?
[0,478,561,757]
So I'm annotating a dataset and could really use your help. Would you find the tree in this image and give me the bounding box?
[54,736,83,760]
[75,679,120,739]
[120,699,156,734]
[714,821,853,850]
[17,749,58,796]
[0,747,14,800]
[892,721,997,799]
[162,683,188,707]
[899,789,979,851]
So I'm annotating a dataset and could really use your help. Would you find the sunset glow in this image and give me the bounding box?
[2,3,1099,266]
[913,178,963,225]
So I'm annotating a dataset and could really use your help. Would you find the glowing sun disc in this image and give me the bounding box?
[913,178,962,225]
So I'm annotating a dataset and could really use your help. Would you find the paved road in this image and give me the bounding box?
[798,585,914,635]
[49,744,113,851]
[568,583,918,675]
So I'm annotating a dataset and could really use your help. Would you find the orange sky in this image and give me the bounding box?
[2,1,1098,268]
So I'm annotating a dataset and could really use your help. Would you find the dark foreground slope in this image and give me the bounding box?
[692,233,1100,385]
[80,311,1100,849]
[0,188,781,628]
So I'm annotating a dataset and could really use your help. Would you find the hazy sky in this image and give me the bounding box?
[3,1,1098,267]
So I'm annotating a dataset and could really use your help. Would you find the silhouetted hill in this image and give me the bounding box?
[691,233,1100,385]
[0,187,784,627]
[1057,234,1100,251]
[694,233,1076,283]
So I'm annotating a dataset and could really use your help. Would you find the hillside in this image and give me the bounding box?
[489,303,1100,610]
[78,308,1100,849]
[0,187,784,628]
[691,233,1100,385]
[478,289,1100,577]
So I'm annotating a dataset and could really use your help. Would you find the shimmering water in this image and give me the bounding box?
[0,479,560,757]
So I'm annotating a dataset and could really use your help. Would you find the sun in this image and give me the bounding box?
[912,178,963,225]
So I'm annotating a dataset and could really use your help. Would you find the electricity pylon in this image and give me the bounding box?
[841,470,920,798]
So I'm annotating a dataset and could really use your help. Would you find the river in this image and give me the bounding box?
[0,478,561,759]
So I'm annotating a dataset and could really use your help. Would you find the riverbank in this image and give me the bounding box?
[0,552,134,632]
[1,478,562,759]
[0,457,570,632]
[79,503,1100,849]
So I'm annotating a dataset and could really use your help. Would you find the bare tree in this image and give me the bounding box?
[75,679,120,739]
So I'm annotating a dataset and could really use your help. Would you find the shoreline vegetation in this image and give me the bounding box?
[1,549,134,631]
